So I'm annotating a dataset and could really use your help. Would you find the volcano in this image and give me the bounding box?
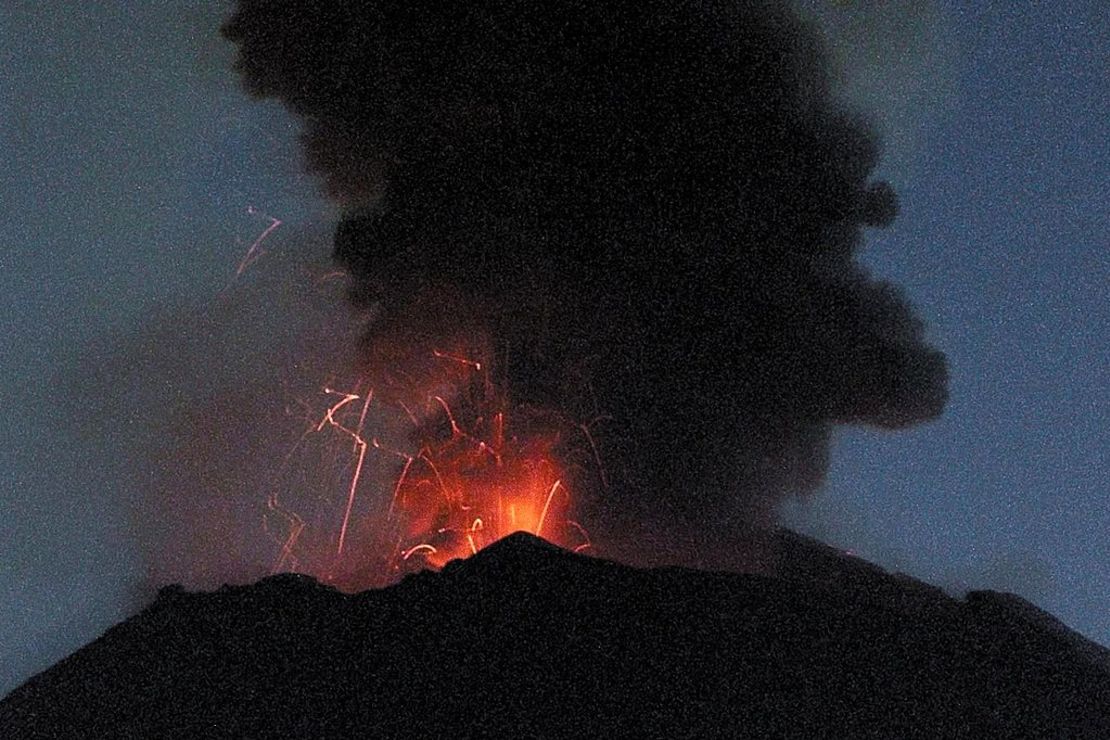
[2,532,1107,737]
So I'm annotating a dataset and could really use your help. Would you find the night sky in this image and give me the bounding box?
[1,1,1106,695]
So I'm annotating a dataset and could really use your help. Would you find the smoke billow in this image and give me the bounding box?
[222,1,947,543]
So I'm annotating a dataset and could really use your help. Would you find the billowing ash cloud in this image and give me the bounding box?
[222,1,947,537]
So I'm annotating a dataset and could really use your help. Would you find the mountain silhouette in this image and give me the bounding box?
[2,530,1108,737]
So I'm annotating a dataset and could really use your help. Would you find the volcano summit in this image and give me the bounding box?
[2,532,1107,737]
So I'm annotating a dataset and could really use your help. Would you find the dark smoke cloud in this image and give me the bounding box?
[222,1,947,541]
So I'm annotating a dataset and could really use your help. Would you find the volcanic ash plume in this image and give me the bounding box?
[222,1,947,548]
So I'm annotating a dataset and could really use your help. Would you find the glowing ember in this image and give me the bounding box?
[229,205,281,285]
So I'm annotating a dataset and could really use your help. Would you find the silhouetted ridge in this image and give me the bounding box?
[445,530,571,572]
[4,529,1108,737]
[469,530,563,558]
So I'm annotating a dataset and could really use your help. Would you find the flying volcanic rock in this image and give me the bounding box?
[2,532,1107,737]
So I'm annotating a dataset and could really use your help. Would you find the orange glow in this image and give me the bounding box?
[381,380,578,570]
[262,345,593,589]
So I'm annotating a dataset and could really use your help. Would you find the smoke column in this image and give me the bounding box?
[222,0,947,551]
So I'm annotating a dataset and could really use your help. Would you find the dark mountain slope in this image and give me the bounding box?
[2,531,1108,738]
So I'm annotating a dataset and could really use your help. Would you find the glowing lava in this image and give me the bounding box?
[218,212,593,588]
[263,346,592,590]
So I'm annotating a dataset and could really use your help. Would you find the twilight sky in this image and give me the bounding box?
[1,1,1106,694]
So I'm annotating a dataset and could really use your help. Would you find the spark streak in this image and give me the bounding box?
[403,544,438,560]
[535,480,562,539]
[432,349,483,371]
[232,206,282,281]
[265,493,305,573]
[335,390,373,558]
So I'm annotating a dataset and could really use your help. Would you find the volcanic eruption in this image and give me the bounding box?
[11,7,1110,735]
[5,532,1109,736]
[217,0,947,575]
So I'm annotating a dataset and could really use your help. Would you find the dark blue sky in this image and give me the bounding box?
[1,2,1106,693]
[787,0,1107,643]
